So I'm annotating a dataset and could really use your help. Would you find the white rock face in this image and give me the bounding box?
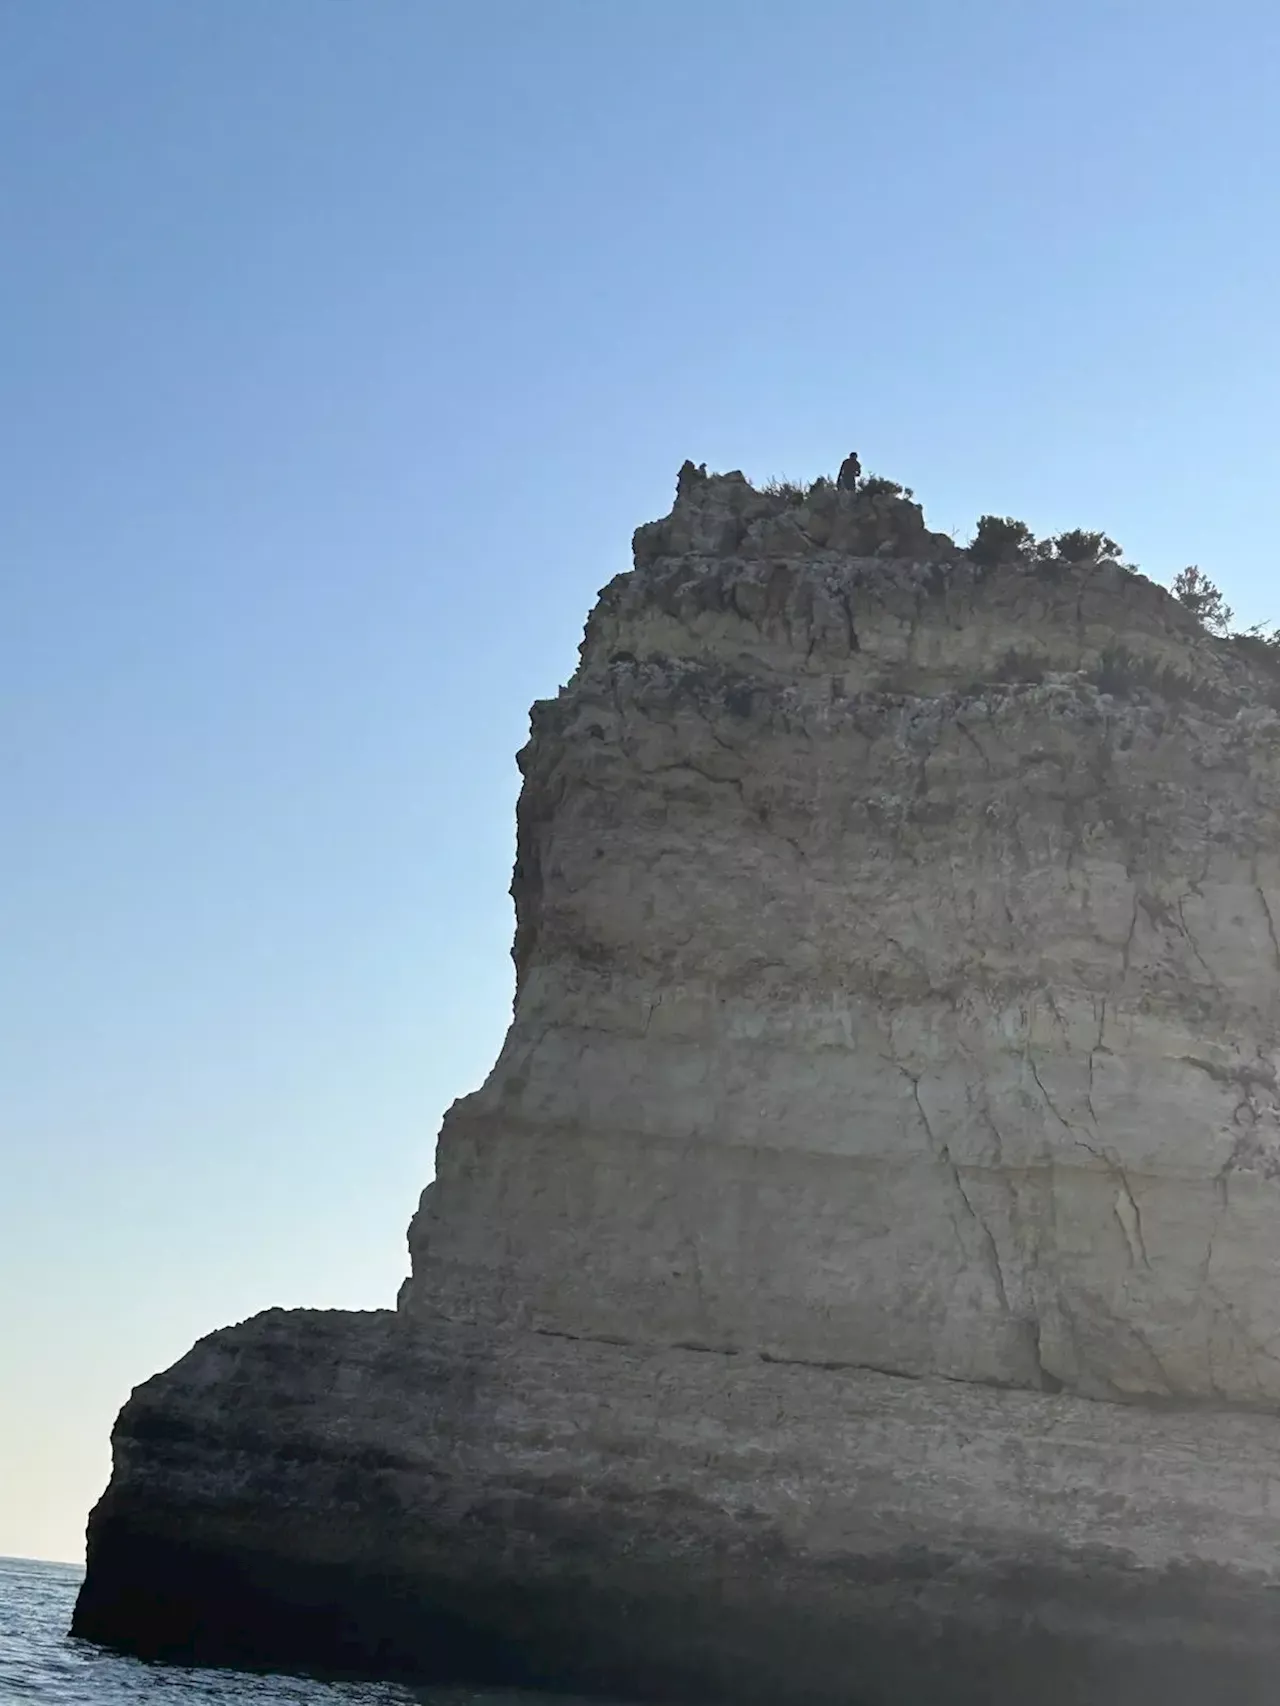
[78,463,1280,1704]
[403,466,1280,1408]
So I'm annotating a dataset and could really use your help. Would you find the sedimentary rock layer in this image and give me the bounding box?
[407,465,1280,1408]
[75,465,1280,1703]
[74,1311,1280,1704]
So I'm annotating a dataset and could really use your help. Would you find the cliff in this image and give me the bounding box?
[73,463,1280,1704]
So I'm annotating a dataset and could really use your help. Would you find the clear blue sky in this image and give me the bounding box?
[5,0,1280,1564]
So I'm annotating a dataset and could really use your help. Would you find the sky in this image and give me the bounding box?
[5,0,1280,1565]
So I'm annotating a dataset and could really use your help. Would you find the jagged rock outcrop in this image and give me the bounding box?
[75,464,1280,1703]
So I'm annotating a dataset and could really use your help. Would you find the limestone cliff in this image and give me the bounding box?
[406,462,1280,1407]
[74,463,1280,1704]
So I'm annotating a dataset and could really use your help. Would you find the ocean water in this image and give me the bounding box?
[0,1555,606,1706]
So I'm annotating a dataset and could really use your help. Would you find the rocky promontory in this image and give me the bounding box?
[74,463,1280,1703]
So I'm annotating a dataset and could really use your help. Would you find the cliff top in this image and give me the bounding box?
[564,454,1280,720]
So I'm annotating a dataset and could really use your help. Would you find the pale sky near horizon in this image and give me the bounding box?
[6,0,1280,1564]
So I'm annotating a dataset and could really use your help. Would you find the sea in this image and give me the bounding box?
[0,1556,609,1706]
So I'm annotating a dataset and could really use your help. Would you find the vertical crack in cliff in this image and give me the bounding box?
[954,716,993,776]
[839,588,860,655]
[1076,1138,1150,1271]
[1086,998,1108,1128]
[1024,1050,1073,1132]
[899,1065,1010,1316]
[1176,892,1218,987]
[1124,1319,1174,1395]
[1026,1005,1149,1273]
[971,1080,1056,1391]
[1200,1166,1229,1316]
[1256,880,1280,979]
[1026,1032,1151,1272]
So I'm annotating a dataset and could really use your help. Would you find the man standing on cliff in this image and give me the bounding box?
[837,451,861,491]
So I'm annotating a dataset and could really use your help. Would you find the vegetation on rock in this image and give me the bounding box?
[760,476,812,502]
[743,459,1276,661]
[1172,566,1232,635]
[968,515,1037,567]
[1047,528,1126,564]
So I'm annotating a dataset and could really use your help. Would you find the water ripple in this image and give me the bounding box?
[0,1556,607,1706]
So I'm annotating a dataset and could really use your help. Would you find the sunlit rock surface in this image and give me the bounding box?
[76,464,1280,1704]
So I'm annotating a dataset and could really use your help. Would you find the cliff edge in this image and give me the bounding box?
[73,462,1280,1704]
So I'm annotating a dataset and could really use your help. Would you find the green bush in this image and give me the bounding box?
[760,476,810,503]
[860,474,905,498]
[1173,566,1233,635]
[1050,528,1126,563]
[1230,625,1280,676]
[968,515,1036,567]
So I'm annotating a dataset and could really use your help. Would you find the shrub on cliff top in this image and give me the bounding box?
[761,470,914,503]
[1173,566,1233,635]
[968,515,1036,568]
[1049,528,1126,564]
[761,476,811,503]
[1235,622,1280,654]
[1228,624,1280,687]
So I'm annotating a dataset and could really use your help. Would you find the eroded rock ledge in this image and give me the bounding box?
[75,463,1280,1704]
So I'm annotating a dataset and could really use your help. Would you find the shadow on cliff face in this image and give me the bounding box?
[72,1522,543,1687]
[72,1495,1280,1706]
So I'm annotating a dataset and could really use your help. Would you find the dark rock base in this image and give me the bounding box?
[72,1310,1280,1706]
